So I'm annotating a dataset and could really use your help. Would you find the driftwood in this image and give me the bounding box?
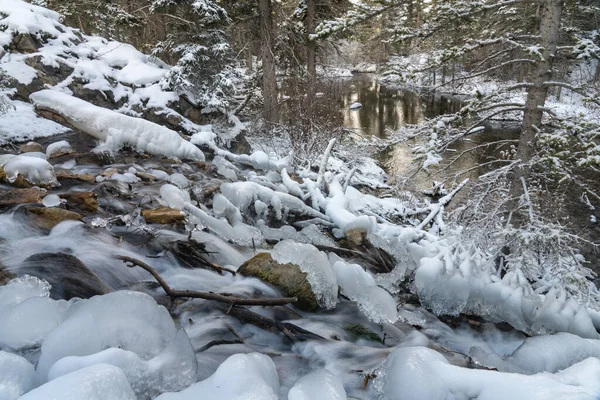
[170,240,237,276]
[118,255,296,306]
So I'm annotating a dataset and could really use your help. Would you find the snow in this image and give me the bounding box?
[46,140,73,158]
[156,353,279,400]
[272,240,338,309]
[288,369,347,400]
[30,90,205,161]
[0,57,37,84]
[0,351,35,400]
[378,346,600,400]
[0,154,58,186]
[20,364,136,400]
[349,102,362,110]
[0,100,70,145]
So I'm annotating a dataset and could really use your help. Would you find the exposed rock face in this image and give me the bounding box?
[20,252,109,300]
[238,252,319,311]
[59,191,98,214]
[141,208,185,224]
[26,207,82,229]
[0,188,46,206]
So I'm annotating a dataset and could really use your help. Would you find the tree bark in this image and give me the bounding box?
[509,0,564,221]
[306,0,317,105]
[258,0,278,123]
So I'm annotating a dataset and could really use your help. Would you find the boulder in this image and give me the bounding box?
[19,142,44,153]
[141,207,185,224]
[0,188,46,206]
[238,253,319,311]
[20,252,109,300]
[59,191,98,213]
[26,207,82,229]
[345,228,367,247]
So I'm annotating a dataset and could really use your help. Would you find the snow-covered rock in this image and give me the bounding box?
[156,353,279,400]
[349,102,362,110]
[0,155,58,187]
[45,141,73,158]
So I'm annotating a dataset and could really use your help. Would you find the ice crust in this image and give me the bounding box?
[288,369,347,400]
[0,351,35,399]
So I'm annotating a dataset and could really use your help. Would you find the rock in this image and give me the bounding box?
[19,142,44,153]
[55,170,96,183]
[345,228,367,247]
[0,265,16,286]
[59,192,98,214]
[0,188,46,206]
[26,207,82,229]
[238,253,319,311]
[11,33,40,53]
[141,207,185,224]
[101,168,119,178]
[0,167,32,188]
[20,253,109,300]
[135,171,157,182]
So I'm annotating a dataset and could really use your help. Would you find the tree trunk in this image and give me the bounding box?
[509,0,564,221]
[258,0,278,123]
[306,0,316,106]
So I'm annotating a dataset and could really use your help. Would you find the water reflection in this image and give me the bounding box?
[338,74,463,138]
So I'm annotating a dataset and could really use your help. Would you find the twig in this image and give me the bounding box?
[118,255,296,306]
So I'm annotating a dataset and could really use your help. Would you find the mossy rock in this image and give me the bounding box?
[238,252,319,312]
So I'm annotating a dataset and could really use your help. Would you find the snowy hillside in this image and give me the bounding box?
[1,1,600,400]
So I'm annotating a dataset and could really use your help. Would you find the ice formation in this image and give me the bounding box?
[0,155,58,186]
[45,141,73,158]
[414,248,600,338]
[272,240,338,309]
[156,353,280,400]
[332,260,397,323]
[287,369,347,400]
[20,364,136,400]
[0,351,35,400]
[35,291,195,385]
[0,276,71,349]
[30,91,205,161]
[378,346,600,400]
[42,194,62,207]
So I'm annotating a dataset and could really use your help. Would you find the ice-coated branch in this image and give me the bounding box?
[520,177,535,223]
[342,166,358,193]
[417,179,469,231]
[316,138,337,187]
[118,255,297,306]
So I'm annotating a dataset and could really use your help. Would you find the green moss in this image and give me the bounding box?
[343,324,382,343]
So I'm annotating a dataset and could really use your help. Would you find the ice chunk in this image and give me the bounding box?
[47,330,196,397]
[42,194,62,207]
[45,141,73,158]
[160,184,191,211]
[156,353,279,400]
[378,346,600,400]
[0,275,50,306]
[333,260,397,323]
[0,351,35,399]
[20,364,136,400]
[30,91,205,161]
[168,173,190,189]
[36,291,181,382]
[288,369,347,400]
[272,240,338,309]
[1,155,58,186]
